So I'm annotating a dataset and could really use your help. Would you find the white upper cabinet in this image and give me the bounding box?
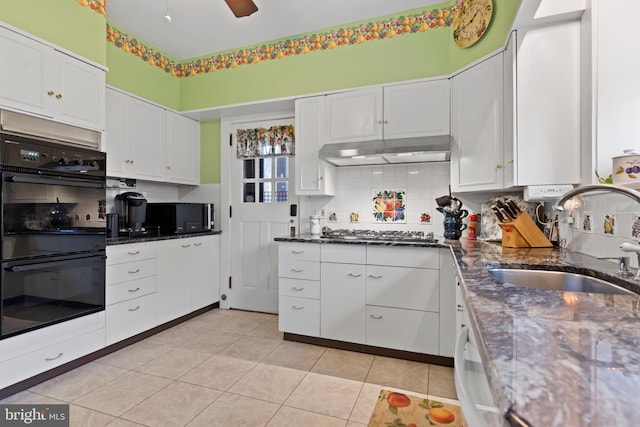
[164,111,200,184]
[130,99,165,181]
[294,97,335,196]
[451,53,504,192]
[324,80,450,145]
[0,25,105,130]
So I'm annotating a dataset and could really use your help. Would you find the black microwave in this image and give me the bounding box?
[146,203,214,235]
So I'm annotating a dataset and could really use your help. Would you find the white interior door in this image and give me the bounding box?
[228,117,297,313]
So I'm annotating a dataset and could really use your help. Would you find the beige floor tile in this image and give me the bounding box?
[216,309,277,322]
[73,371,171,416]
[218,336,282,362]
[228,363,306,404]
[365,356,430,394]
[346,422,367,427]
[137,348,211,379]
[29,362,129,402]
[0,390,64,404]
[268,405,346,427]
[70,404,116,427]
[179,354,256,390]
[179,330,242,354]
[121,381,221,427]
[311,348,375,381]
[95,341,173,369]
[216,316,268,335]
[106,419,146,426]
[262,340,326,371]
[144,323,208,347]
[187,392,279,427]
[349,382,386,425]
[247,319,284,340]
[428,364,457,399]
[285,372,363,419]
[180,311,230,331]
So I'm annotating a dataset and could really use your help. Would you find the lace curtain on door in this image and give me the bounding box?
[236,125,295,158]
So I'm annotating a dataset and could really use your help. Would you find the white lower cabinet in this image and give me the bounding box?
[106,294,157,346]
[366,306,439,354]
[279,296,320,336]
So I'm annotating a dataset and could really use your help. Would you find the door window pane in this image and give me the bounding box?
[259,158,272,179]
[243,159,255,179]
[259,182,272,203]
[243,183,256,203]
[276,157,289,178]
[275,181,288,203]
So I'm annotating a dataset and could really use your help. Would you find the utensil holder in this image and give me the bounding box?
[499,212,553,248]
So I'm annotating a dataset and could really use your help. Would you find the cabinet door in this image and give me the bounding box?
[190,235,220,310]
[451,54,504,192]
[366,265,439,312]
[156,239,193,324]
[106,293,157,345]
[320,263,366,343]
[279,296,320,336]
[131,99,164,181]
[325,87,383,143]
[54,51,105,130]
[366,306,439,354]
[383,80,450,139]
[294,97,335,195]
[503,31,516,189]
[164,111,200,184]
[105,89,133,177]
[0,27,49,117]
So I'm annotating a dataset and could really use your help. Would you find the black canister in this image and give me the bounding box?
[106,213,118,238]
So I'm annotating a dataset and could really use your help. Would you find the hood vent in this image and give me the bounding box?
[318,135,450,166]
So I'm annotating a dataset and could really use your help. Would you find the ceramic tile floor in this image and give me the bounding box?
[1,308,459,426]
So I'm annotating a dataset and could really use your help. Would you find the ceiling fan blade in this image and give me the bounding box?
[224,0,258,17]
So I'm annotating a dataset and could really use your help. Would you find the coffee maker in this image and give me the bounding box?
[114,192,147,236]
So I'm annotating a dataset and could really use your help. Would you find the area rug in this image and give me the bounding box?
[368,389,462,427]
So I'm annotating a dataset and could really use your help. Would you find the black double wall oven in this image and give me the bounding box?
[0,114,106,340]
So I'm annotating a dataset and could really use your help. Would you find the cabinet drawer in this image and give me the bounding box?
[106,243,157,265]
[278,296,320,337]
[366,306,439,354]
[367,246,439,269]
[279,243,320,262]
[279,278,320,299]
[0,328,105,390]
[106,258,157,285]
[106,293,157,346]
[278,260,320,281]
[106,275,157,305]
[321,244,366,264]
[366,265,439,312]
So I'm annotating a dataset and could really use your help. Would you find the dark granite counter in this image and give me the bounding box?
[107,230,221,246]
[275,235,640,426]
[274,233,445,248]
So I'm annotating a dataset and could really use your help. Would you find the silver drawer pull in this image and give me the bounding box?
[291,268,304,273]
[291,287,304,292]
[182,244,191,248]
[128,269,140,274]
[128,287,141,293]
[349,273,362,277]
[291,305,304,310]
[194,242,202,246]
[292,250,304,254]
[457,304,464,312]
[369,314,383,320]
[127,250,140,255]
[45,353,63,361]
[368,274,383,279]
[129,306,141,312]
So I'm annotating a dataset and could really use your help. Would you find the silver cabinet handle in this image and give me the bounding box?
[291,287,304,292]
[348,273,362,277]
[128,269,140,274]
[291,268,303,273]
[45,352,63,361]
[370,314,383,320]
[182,244,191,248]
[129,306,141,312]
[128,287,141,293]
[292,250,304,254]
[457,304,464,312]
[291,305,304,310]
[368,274,383,279]
[194,242,202,246]
[128,250,140,255]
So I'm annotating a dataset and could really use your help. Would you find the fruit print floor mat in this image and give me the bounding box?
[368,390,462,427]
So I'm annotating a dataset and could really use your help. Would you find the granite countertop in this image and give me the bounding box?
[276,234,640,426]
[450,239,640,427]
[274,234,445,248]
[107,229,221,245]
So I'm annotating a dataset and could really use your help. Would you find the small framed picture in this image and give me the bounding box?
[420,212,432,224]
[603,213,616,236]
[633,214,640,238]
[581,212,593,233]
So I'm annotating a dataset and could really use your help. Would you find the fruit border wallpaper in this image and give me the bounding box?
[101,0,464,78]
[77,0,106,16]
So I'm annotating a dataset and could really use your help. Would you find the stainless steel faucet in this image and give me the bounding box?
[553,184,640,211]
[598,256,633,277]
[620,242,640,280]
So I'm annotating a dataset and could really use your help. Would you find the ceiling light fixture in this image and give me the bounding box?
[164,0,172,23]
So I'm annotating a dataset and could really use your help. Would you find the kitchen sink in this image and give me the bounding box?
[487,268,636,295]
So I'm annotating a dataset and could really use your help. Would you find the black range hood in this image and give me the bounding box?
[318,135,451,166]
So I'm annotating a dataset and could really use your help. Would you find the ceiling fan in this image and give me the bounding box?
[224,0,258,17]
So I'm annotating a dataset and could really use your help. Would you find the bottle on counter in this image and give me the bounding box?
[468,212,479,240]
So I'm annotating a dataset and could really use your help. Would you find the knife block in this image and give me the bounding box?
[499,212,553,248]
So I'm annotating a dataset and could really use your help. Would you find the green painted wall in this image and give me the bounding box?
[0,0,106,66]
[200,121,221,184]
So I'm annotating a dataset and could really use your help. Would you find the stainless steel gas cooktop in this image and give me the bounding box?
[321,229,437,243]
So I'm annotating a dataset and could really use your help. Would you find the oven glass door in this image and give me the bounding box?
[2,171,106,260]
[1,253,105,339]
